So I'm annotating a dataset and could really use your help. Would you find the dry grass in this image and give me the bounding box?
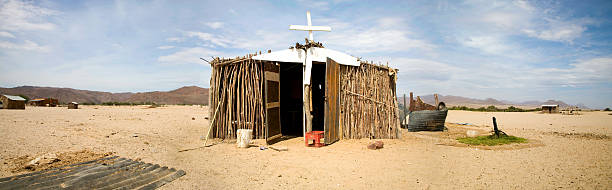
[457,135,527,146]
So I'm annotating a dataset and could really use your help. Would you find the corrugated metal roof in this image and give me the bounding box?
[3,95,26,101]
[541,105,559,107]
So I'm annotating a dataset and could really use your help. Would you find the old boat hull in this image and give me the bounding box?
[405,109,448,132]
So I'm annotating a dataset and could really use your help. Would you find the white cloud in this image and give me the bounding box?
[185,31,233,48]
[481,12,528,30]
[180,30,292,50]
[0,40,49,52]
[205,22,224,29]
[391,58,463,82]
[378,17,403,27]
[157,47,219,65]
[513,0,535,11]
[0,0,59,31]
[229,30,294,50]
[322,18,434,53]
[297,0,330,11]
[166,37,184,42]
[390,55,612,97]
[157,45,175,50]
[0,31,15,38]
[547,57,612,86]
[456,0,591,46]
[522,22,586,43]
[460,36,512,55]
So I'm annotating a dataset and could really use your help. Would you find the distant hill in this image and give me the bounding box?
[126,86,209,105]
[1,85,585,108]
[0,86,209,105]
[397,94,585,109]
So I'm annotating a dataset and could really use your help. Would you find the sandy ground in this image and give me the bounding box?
[1,106,611,189]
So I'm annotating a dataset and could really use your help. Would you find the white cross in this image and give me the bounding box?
[289,11,331,42]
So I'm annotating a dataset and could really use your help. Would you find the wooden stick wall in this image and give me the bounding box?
[209,58,265,139]
[339,63,400,139]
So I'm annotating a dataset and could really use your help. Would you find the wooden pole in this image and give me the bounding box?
[204,101,222,146]
[434,94,439,108]
[403,94,406,125]
[409,92,414,112]
[492,117,499,138]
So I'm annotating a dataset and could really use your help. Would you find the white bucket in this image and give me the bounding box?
[236,129,253,148]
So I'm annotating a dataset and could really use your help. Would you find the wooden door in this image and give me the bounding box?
[324,58,340,144]
[264,62,282,144]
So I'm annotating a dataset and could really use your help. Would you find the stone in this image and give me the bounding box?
[466,130,478,137]
[28,153,59,166]
[367,143,377,150]
[374,141,384,149]
[27,157,42,166]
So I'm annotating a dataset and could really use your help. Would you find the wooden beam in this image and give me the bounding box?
[409,92,414,112]
[434,94,439,107]
[204,95,222,146]
[289,25,332,31]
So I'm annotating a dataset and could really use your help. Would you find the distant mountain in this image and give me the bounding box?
[126,86,209,105]
[397,94,506,106]
[0,86,209,105]
[397,94,586,109]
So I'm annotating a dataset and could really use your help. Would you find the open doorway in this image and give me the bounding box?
[280,62,304,136]
[310,62,326,132]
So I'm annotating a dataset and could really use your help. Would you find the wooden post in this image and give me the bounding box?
[409,92,414,112]
[403,94,407,125]
[434,94,439,107]
[204,101,222,146]
[492,117,499,138]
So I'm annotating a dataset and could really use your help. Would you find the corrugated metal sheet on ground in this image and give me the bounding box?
[405,109,448,132]
[0,156,185,190]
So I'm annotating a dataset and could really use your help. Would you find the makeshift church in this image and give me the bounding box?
[207,12,400,144]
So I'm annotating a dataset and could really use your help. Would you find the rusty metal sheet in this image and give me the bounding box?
[0,156,185,190]
[324,58,340,144]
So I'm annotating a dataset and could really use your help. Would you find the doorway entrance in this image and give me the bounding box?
[310,62,326,132]
[280,62,304,137]
[264,59,340,145]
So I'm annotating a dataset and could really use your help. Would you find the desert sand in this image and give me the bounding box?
[1,106,610,189]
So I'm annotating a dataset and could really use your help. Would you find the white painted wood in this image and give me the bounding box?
[309,48,360,66]
[289,25,332,32]
[307,11,312,41]
[304,51,313,84]
[289,11,331,42]
[253,48,360,67]
[253,49,306,63]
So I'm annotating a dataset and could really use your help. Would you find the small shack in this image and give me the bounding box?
[29,98,58,107]
[1,95,26,109]
[68,102,78,109]
[208,43,400,144]
[541,105,559,113]
[29,98,44,106]
[207,12,401,145]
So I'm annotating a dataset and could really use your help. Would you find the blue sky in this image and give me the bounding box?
[0,0,611,108]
